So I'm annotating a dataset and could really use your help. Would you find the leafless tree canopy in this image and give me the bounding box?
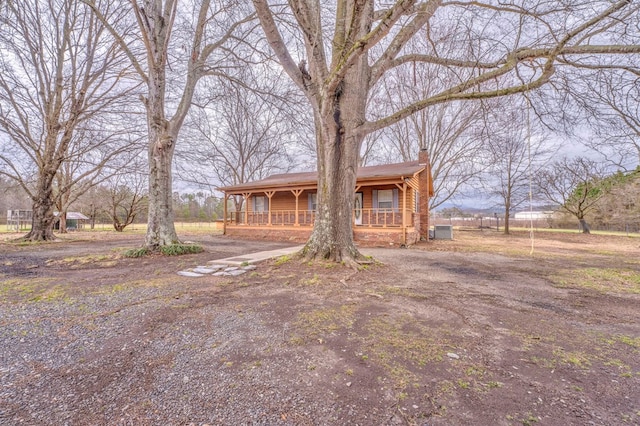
[178,62,308,190]
[101,164,148,232]
[364,48,490,209]
[0,0,142,240]
[535,157,610,234]
[82,0,260,249]
[178,74,299,212]
[481,97,554,233]
[572,71,640,169]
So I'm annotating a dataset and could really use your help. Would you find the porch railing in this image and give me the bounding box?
[226,210,316,226]
[226,209,414,228]
[357,209,414,227]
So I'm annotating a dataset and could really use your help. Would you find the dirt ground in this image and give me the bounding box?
[1,229,639,425]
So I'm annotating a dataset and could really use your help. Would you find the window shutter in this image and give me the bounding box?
[308,193,313,211]
[252,196,256,212]
[372,190,378,209]
[392,188,399,211]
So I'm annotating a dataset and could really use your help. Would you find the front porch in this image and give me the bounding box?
[225,208,415,228]
[222,206,420,246]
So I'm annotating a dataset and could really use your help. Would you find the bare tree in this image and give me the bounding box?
[575,71,640,170]
[101,168,148,232]
[0,177,30,216]
[535,157,609,234]
[0,0,140,240]
[363,40,489,209]
[54,127,144,233]
[74,186,104,230]
[82,0,257,250]
[178,72,299,213]
[252,0,640,263]
[482,98,553,234]
[374,97,488,208]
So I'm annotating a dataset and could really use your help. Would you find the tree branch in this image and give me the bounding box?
[80,0,148,82]
[252,0,307,91]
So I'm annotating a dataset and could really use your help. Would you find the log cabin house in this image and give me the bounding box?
[219,149,434,246]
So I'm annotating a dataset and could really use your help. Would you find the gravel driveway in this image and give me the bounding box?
[1,231,639,425]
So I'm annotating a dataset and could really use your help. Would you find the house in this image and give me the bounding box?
[218,150,434,246]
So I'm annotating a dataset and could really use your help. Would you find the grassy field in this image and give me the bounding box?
[1,221,223,235]
[3,221,638,239]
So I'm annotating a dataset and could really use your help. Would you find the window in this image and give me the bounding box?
[377,189,393,209]
[253,195,268,212]
[308,193,317,211]
[373,189,398,211]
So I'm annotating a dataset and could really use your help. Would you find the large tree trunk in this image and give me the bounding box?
[302,109,362,262]
[143,58,180,250]
[579,217,591,234]
[24,173,57,241]
[145,128,179,248]
[233,196,244,224]
[59,211,68,233]
[89,203,96,229]
[302,55,370,263]
[504,198,511,235]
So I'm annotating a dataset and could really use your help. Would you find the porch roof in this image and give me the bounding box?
[219,160,425,194]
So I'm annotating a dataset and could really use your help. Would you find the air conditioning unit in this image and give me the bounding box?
[434,224,453,240]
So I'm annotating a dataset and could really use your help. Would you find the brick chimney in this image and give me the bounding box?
[418,148,429,166]
[418,148,431,240]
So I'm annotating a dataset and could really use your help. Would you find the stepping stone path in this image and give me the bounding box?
[178,264,257,278]
[176,245,303,278]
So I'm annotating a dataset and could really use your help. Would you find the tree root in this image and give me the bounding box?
[299,240,382,271]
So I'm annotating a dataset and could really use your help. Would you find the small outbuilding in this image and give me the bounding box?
[54,212,89,231]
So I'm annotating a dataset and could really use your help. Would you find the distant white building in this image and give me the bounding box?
[514,211,554,220]
[6,209,32,231]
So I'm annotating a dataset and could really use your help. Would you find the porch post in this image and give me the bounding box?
[223,193,228,234]
[353,186,361,228]
[396,182,408,245]
[265,191,275,225]
[402,183,407,244]
[291,189,302,226]
[242,192,251,225]
[402,183,407,228]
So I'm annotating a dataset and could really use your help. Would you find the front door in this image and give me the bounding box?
[354,192,363,226]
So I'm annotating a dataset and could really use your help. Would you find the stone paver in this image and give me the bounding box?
[177,271,204,277]
[192,267,218,274]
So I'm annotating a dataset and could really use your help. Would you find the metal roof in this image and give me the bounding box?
[54,212,89,220]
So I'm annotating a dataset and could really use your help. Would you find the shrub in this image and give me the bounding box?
[159,244,204,256]
[122,247,150,258]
